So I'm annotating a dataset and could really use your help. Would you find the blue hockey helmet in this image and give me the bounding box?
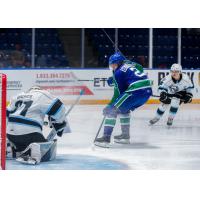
[109,52,126,65]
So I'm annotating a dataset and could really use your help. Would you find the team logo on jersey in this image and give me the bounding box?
[169,85,179,93]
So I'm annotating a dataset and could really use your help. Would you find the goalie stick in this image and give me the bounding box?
[46,89,84,141]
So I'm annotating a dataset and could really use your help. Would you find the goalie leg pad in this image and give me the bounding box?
[40,139,57,162]
[17,139,57,164]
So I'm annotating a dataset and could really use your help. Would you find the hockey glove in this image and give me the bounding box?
[107,77,114,86]
[103,105,117,117]
[52,121,67,137]
[183,93,193,104]
[159,91,168,102]
[159,91,172,104]
[48,116,56,128]
[173,91,186,100]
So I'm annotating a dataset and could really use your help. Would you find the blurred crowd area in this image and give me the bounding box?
[0,28,200,69]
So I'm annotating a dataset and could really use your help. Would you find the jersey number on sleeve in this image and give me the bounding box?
[15,100,33,116]
[130,67,146,77]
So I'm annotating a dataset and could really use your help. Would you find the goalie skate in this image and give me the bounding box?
[16,155,38,165]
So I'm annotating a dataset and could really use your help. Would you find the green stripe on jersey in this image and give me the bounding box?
[108,74,121,105]
[126,79,151,93]
[114,93,131,108]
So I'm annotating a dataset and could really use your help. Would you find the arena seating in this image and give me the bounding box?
[0,28,68,68]
[0,28,200,68]
[86,28,200,69]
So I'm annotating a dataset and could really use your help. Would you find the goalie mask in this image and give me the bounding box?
[28,85,42,92]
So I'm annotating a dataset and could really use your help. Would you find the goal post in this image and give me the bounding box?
[0,74,7,170]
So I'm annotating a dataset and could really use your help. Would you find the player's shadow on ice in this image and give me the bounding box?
[112,142,159,149]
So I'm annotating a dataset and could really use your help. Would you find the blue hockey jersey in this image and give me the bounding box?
[113,62,152,95]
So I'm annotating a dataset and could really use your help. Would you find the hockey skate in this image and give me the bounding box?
[16,155,38,165]
[114,134,130,144]
[149,117,160,125]
[94,136,111,148]
[167,118,173,126]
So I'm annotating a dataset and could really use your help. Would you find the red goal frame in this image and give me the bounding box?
[0,74,7,170]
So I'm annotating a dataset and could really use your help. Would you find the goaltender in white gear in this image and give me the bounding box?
[6,86,69,165]
[149,63,194,126]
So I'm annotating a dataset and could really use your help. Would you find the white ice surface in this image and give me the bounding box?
[6,104,200,170]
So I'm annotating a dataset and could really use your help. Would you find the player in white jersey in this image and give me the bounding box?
[149,63,194,126]
[6,86,68,164]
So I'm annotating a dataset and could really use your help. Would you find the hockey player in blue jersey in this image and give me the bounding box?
[94,52,152,147]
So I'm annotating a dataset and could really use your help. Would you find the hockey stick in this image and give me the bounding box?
[101,29,125,57]
[66,89,84,116]
[151,93,188,104]
[46,89,84,141]
[151,94,160,98]
[152,93,183,99]
[93,115,106,144]
[44,89,85,126]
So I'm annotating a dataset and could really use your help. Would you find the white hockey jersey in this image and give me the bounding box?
[158,73,194,95]
[7,89,67,136]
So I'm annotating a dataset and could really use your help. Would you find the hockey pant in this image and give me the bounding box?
[104,88,152,137]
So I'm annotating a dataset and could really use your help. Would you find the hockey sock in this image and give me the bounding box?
[119,113,130,135]
[156,103,168,118]
[103,117,116,137]
[168,98,180,119]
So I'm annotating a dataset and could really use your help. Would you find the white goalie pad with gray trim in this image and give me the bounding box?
[16,139,57,165]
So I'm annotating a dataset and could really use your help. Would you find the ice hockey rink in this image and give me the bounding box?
[6,104,200,170]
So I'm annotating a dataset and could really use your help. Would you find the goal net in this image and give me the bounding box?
[0,74,6,170]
